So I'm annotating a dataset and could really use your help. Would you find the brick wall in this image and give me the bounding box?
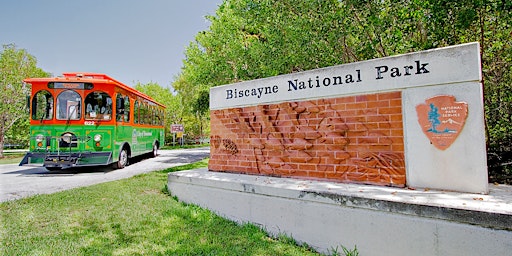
[209,91,405,186]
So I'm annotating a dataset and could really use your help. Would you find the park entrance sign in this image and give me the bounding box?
[169,43,510,255]
[209,42,487,194]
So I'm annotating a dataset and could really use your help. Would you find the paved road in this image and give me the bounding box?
[0,147,210,202]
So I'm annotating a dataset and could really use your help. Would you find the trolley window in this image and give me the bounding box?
[124,96,130,122]
[134,100,140,124]
[85,91,112,120]
[32,90,53,121]
[56,90,82,120]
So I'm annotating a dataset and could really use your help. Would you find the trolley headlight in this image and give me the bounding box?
[62,133,73,144]
[35,134,45,142]
[93,134,102,147]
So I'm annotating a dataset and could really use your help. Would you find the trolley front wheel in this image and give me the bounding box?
[116,148,129,169]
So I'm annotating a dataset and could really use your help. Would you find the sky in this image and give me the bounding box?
[0,0,223,88]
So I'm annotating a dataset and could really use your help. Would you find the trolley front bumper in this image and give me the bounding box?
[19,151,113,169]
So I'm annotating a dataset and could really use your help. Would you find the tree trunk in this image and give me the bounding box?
[0,130,4,158]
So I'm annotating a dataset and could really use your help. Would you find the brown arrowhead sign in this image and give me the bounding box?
[416,95,468,150]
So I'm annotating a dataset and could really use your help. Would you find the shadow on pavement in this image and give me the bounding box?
[156,151,209,164]
[5,154,153,176]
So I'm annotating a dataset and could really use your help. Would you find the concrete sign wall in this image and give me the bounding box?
[209,42,488,194]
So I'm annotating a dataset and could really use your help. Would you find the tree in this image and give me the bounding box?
[427,104,441,133]
[174,0,350,91]
[0,44,49,157]
[192,89,210,141]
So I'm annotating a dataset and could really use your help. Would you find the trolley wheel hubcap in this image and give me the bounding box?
[118,149,128,168]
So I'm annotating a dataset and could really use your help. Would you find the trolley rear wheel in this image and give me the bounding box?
[151,143,158,158]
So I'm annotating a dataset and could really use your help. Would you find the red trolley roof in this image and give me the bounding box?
[24,72,165,108]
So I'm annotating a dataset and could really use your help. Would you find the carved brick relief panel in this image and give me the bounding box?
[209,91,405,186]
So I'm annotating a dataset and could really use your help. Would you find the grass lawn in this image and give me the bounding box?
[0,153,25,165]
[0,159,322,256]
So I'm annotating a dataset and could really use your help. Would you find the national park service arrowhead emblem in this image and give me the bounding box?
[416,95,468,150]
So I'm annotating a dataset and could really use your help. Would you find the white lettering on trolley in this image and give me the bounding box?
[137,131,153,137]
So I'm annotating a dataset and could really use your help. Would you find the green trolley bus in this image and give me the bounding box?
[20,72,165,170]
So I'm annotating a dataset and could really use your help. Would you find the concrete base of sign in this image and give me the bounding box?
[168,168,512,256]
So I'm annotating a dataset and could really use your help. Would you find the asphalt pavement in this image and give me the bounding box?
[0,147,210,202]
